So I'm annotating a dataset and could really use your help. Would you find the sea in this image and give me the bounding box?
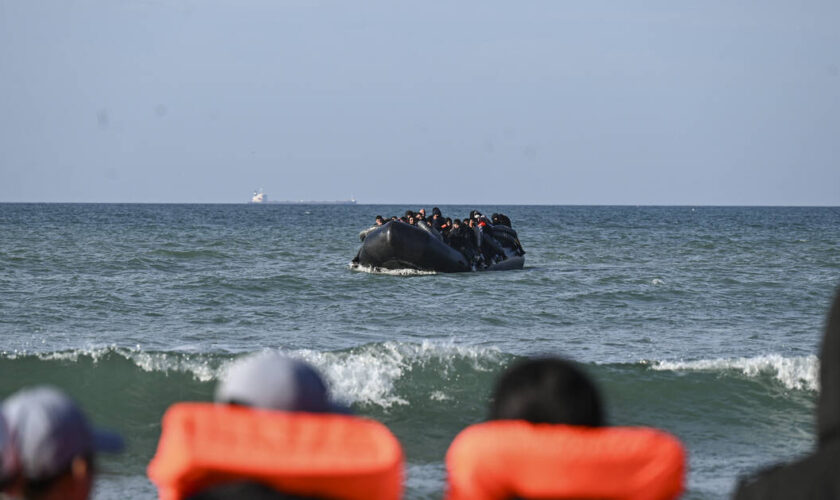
[1,203,838,499]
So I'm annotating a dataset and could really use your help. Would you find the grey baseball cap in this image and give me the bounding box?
[2,386,124,480]
[215,352,349,414]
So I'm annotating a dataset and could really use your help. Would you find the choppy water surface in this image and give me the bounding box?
[1,204,838,499]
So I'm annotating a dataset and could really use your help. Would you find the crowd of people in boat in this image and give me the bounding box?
[362,207,525,269]
[1,284,839,500]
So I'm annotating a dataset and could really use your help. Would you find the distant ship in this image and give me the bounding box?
[249,189,356,205]
[251,189,267,203]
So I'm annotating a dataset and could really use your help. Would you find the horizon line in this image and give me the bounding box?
[1,201,839,208]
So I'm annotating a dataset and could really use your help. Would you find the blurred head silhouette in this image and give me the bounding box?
[490,357,604,426]
[215,352,348,414]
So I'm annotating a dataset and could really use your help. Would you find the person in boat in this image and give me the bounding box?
[417,208,426,221]
[431,211,445,232]
[358,216,385,244]
[491,213,512,227]
[445,357,685,500]
[2,386,124,500]
[447,219,482,267]
[439,218,452,242]
[475,216,506,264]
[734,287,840,499]
[149,352,402,500]
[464,217,492,266]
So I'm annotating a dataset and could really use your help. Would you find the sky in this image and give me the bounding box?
[1,1,838,205]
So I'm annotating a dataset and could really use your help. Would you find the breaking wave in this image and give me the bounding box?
[650,354,819,391]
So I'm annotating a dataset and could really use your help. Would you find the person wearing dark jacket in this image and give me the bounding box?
[447,220,480,266]
[734,287,840,500]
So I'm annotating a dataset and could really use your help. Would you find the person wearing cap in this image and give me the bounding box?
[214,351,348,413]
[149,353,404,500]
[1,386,123,500]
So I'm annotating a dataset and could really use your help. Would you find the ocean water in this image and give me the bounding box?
[1,203,838,499]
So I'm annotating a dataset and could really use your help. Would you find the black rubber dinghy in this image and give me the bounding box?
[354,221,524,273]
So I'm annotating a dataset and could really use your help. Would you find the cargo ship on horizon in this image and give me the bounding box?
[250,189,357,205]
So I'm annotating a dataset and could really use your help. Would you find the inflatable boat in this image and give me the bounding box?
[353,220,524,273]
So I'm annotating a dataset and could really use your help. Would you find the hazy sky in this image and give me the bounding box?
[1,1,838,204]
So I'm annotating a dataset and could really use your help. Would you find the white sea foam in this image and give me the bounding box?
[651,354,819,391]
[429,391,451,401]
[5,341,503,408]
[127,350,223,382]
[4,346,227,382]
[349,263,438,276]
[285,341,503,408]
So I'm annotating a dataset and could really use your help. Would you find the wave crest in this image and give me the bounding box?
[2,341,505,408]
[650,354,819,391]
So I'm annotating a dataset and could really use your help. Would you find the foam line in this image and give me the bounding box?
[651,354,819,391]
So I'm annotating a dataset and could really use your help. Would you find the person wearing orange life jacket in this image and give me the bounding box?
[445,357,686,500]
[148,352,403,500]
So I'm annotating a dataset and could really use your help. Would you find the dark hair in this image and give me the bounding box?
[490,358,604,426]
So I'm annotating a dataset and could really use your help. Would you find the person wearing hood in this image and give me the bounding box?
[734,287,840,499]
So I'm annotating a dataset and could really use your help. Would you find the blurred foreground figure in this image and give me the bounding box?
[1,412,19,498]
[148,352,403,500]
[446,357,685,500]
[734,289,840,500]
[1,386,123,500]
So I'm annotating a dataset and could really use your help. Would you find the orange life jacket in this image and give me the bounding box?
[445,421,685,500]
[147,402,403,500]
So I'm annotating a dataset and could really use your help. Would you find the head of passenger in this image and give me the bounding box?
[452,219,461,229]
[408,216,416,225]
[404,210,414,219]
[375,215,384,226]
[468,218,476,228]
[432,207,442,217]
[418,208,426,219]
[490,357,604,427]
[215,352,348,414]
[2,386,124,500]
